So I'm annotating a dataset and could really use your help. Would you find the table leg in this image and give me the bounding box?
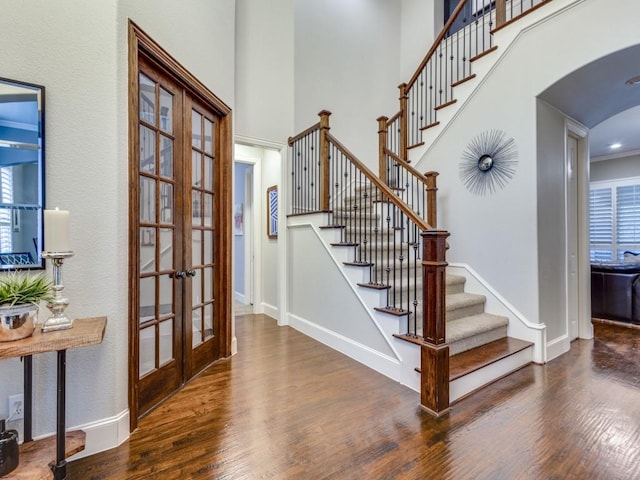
[23,355,33,442]
[51,349,67,480]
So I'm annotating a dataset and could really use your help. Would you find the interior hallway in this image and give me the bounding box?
[69,315,640,479]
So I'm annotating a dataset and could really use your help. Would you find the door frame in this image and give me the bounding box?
[564,119,592,341]
[233,156,258,309]
[244,165,255,306]
[234,135,288,327]
[128,20,233,430]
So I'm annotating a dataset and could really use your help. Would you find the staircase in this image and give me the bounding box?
[304,172,534,406]
[342,184,511,357]
[286,0,553,414]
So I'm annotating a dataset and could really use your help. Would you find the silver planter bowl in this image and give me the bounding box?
[0,304,38,342]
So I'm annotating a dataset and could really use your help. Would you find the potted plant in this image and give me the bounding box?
[0,273,53,342]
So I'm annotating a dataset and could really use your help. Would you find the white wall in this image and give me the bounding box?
[294,0,402,168]
[400,0,438,81]
[536,100,567,342]
[288,224,396,356]
[0,0,121,441]
[591,154,640,182]
[235,0,294,144]
[415,0,640,345]
[0,0,236,456]
[261,149,281,314]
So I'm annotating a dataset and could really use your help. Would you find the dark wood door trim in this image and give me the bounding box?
[128,20,233,432]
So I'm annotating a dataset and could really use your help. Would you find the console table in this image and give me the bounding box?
[0,316,107,480]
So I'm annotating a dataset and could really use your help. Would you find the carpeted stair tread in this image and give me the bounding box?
[446,313,509,343]
[446,274,466,294]
[445,292,486,321]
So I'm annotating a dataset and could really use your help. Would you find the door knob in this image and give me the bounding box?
[187,270,197,277]
[174,271,186,279]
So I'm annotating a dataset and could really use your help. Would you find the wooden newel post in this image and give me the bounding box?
[420,229,450,416]
[318,110,332,211]
[424,171,439,228]
[377,116,389,185]
[495,0,506,28]
[398,83,408,162]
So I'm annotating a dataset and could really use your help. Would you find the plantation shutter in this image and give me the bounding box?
[0,167,13,253]
[616,184,640,259]
[589,187,613,261]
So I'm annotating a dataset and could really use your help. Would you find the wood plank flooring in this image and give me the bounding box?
[69,316,640,479]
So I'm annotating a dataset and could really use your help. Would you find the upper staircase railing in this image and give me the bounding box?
[382,0,553,163]
[288,111,451,415]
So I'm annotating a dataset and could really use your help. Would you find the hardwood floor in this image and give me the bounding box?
[69,316,640,479]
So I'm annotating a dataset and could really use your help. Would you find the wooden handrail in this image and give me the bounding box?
[383,147,438,228]
[387,110,401,126]
[383,148,432,187]
[406,0,469,90]
[287,121,321,146]
[326,132,431,231]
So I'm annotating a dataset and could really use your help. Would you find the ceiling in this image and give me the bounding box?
[538,44,640,160]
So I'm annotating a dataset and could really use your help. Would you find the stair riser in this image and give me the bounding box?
[446,302,486,322]
[449,326,507,356]
[382,281,467,299]
[450,346,533,403]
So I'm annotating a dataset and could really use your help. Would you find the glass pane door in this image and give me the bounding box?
[187,98,219,375]
[136,65,183,415]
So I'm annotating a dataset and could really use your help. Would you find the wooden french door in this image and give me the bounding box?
[135,58,185,415]
[129,23,232,424]
[185,97,220,375]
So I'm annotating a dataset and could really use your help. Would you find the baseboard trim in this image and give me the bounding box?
[262,302,279,322]
[288,312,401,383]
[546,334,570,362]
[33,409,130,461]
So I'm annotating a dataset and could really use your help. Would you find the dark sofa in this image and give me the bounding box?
[591,261,640,324]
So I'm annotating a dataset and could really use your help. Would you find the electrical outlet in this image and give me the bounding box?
[8,394,24,420]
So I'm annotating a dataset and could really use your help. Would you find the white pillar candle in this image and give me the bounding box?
[44,208,71,252]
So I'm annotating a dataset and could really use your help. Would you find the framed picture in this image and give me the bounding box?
[267,185,278,239]
[233,203,244,236]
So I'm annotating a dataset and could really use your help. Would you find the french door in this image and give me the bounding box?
[129,23,232,424]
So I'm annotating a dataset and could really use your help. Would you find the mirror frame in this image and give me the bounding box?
[0,76,45,270]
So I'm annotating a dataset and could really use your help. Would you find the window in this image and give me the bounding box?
[0,167,13,253]
[590,178,640,261]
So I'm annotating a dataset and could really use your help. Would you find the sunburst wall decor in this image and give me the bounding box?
[459,129,518,196]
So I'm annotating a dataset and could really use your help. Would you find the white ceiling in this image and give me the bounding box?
[538,44,640,161]
[589,105,640,159]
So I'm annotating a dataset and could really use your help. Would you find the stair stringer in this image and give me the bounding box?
[407,0,582,164]
[287,212,422,390]
[448,263,546,363]
[286,214,539,400]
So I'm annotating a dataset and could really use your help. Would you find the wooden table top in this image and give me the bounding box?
[0,316,107,359]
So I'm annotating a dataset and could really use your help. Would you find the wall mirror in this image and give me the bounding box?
[0,77,45,270]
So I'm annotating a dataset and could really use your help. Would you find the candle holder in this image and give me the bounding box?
[41,251,74,332]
